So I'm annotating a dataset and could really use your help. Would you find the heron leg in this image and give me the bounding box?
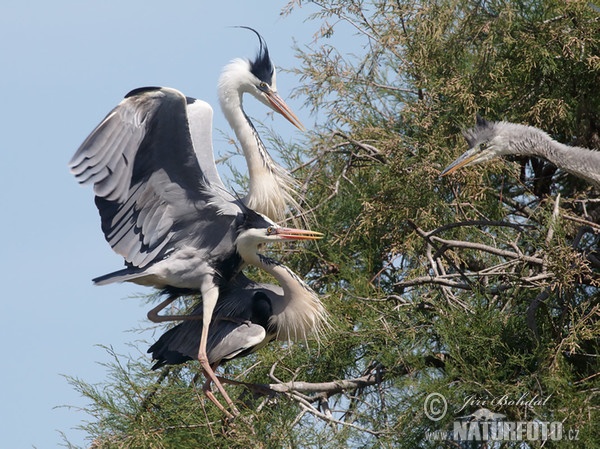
[198,283,240,417]
[146,293,202,323]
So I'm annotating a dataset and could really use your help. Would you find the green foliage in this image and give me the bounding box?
[65,1,600,447]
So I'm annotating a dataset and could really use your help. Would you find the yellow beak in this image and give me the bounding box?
[275,227,323,240]
[440,148,481,176]
[265,90,305,131]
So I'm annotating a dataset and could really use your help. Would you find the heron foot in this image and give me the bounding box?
[200,360,240,418]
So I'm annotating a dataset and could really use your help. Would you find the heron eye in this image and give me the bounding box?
[266,226,275,235]
[259,82,269,90]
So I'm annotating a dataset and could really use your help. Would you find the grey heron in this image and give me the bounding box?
[441,115,600,186]
[69,85,322,417]
[148,261,328,403]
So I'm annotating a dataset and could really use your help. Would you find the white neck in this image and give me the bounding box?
[261,255,328,342]
[219,83,271,172]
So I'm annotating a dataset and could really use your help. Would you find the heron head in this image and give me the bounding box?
[236,211,322,260]
[239,213,323,244]
[220,27,304,131]
[440,115,509,176]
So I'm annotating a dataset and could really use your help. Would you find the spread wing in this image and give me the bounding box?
[69,86,237,268]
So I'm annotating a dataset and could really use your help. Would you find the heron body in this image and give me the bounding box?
[149,263,328,370]
[71,86,310,291]
[441,115,600,186]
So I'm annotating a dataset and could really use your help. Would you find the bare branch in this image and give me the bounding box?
[368,81,420,96]
[395,275,471,290]
[295,393,382,436]
[264,373,382,395]
[545,193,561,246]
[425,220,534,237]
[429,236,545,265]
[562,213,600,232]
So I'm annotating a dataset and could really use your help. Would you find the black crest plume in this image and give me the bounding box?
[463,114,495,147]
[236,26,274,85]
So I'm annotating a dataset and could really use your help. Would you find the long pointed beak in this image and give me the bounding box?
[265,90,305,131]
[275,227,323,241]
[440,148,481,177]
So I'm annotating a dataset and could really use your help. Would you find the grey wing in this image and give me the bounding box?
[69,87,218,268]
[208,321,266,364]
[70,87,181,202]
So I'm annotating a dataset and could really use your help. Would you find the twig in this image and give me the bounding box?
[294,393,382,436]
[562,213,600,232]
[426,220,533,237]
[545,194,561,246]
[368,81,420,95]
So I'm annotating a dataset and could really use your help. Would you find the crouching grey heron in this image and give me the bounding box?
[441,115,600,186]
[148,262,328,405]
[69,85,322,417]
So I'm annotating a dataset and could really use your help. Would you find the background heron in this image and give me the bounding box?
[69,86,322,417]
[441,115,600,186]
[148,260,328,405]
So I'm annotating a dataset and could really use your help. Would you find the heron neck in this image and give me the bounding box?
[236,243,327,341]
[254,254,307,297]
[219,86,293,220]
[219,83,301,221]
[219,87,273,177]
[255,253,328,342]
[514,128,600,186]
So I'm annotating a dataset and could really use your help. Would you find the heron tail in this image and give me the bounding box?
[92,268,152,286]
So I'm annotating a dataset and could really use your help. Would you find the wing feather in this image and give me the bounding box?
[70,105,147,202]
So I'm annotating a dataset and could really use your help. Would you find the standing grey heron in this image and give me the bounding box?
[218,26,305,221]
[441,115,600,186]
[148,261,328,404]
[69,85,322,417]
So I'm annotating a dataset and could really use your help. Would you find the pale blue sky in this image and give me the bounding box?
[0,2,321,447]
